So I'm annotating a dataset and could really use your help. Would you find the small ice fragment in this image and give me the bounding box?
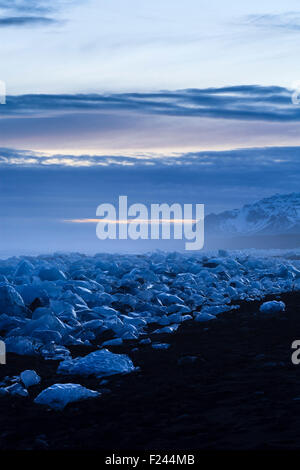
[5,383,29,397]
[57,348,135,378]
[194,312,217,322]
[259,300,285,314]
[140,338,151,345]
[152,343,170,350]
[34,383,100,410]
[102,338,123,347]
[20,370,41,388]
[200,305,232,316]
[153,324,179,334]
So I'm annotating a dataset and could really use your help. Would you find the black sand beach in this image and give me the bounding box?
[1,291,300,451]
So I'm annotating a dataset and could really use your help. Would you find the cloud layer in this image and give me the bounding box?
[0,145,299,170]
[2,85,299,121]
[243,12,300,32]
[0,16,55,26]
[0,0,79,27]
[1,86,299,154]
[0,1,51,13]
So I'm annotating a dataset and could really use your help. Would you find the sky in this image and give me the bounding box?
[2,0,300,94]
[0,0,300,254]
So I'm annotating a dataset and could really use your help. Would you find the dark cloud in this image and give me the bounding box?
[0,16,55,26]
[0,0,79,27]
[1,85,299,122]
[0,1,51,13]
[242,12,300,32]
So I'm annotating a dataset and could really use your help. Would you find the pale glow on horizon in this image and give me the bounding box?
[9,140,300,165]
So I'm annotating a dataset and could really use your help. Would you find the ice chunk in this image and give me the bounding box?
[194,312,217,322]
[152,342,170,350]
[82,319,104,332]
[0,275,8,284]
[121,328,139,340]
[226,286,239,299]
[153,324,179,334]
[5,336,38,356]
[0,284,27,316]
[39,267,66,281]
[34,383,100,410]
[57,348,135,378]
[157,293,184,306]
[121,315,147,328]
[0,314,27,332]
[14,260,34,277]
[15,284,48,306]
[50,300,78,321]
[92,292,114,306]
[32,307,53,320]
[140,338,151,345]
[166,304,190,314]
[20,370,41,388]
[190,294,205,307]
[20,313,68,337]
[102,338,123,346]
[0,388,8,397]
[40,343,71,361]
[5,383,29,397]
[153,315,171,326]
[180,314,193,322]
[259,300,285,314]
[167,312,190,323]
[93,306,119,318]
[57,290,87,307]
[200,305,232,316]
[31,329,63,344]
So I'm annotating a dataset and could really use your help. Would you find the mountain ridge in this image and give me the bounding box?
[205,193,300,238]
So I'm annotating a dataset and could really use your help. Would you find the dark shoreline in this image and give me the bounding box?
[1,291,300,451]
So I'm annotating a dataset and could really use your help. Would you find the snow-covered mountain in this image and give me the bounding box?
[205,193,300,237]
